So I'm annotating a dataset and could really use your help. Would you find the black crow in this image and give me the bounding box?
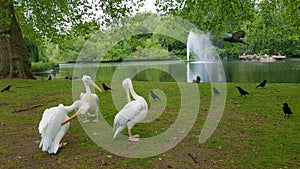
[211,38,224,49]
[193,76,201,83]
[282,103,293,117]
[236,87,249,96]
[48,75,52,80]
[213,87,220,95]
[72,76,79,80]
[223,31,249,45]
[256,80,267,88]
[102,83,111,91]
[1,85,11,92]
[150,91,160,100]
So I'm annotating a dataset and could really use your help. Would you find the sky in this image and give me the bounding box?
[139,0,157,13]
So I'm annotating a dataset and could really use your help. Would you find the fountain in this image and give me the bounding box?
[186,31,224,82]
[186,30,227,143]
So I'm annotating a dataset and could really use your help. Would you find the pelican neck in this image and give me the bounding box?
[129,82,139,100]
[84,83,92,94]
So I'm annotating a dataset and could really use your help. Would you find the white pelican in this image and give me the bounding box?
[113,78,148,142]
[80,75,102,123]
[38,100,89,154]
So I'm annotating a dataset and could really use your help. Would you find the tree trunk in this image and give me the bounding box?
[0,0,34,79]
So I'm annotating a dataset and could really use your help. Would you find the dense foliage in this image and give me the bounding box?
[20,0,300,63]
[157,0,299,59]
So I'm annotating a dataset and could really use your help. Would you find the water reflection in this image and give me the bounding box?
[223,59,300,83]
[50,59,300,83]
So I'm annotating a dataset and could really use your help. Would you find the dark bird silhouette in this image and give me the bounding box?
[64,76,69,80]
[236,87,249,96]
[48,75,52,80]
[150,91,160,100]
[1,85,11,92]
[102,83,111,91]
[223,31,249,45]
[192,76,201,83]
[213,87,220,95]
[282,103,293,117]
[256,80,267,88]
[72,76,79,80]
[211,38,224,49]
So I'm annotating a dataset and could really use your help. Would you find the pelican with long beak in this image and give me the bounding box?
[39,100,89,154]
[113,78,148,142]
[80,75,102,123]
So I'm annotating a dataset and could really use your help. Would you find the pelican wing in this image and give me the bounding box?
[118,99,148,122]
[51,115,69,153]
[38,108,52,134]
[119,101,142,120]
[92,93,99,103]
[80,92,84,100]
[81,93,99,103]
[39,105,69,154]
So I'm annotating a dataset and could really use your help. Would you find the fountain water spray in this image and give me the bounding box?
[187,31,224,82]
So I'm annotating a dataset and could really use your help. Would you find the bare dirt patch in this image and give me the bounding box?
[0,99,219,169]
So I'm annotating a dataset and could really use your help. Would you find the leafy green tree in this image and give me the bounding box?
[0,0,34,78]
[156,0,299,58]
[0,0,143,79]
[248,0,300,56]
[24,37,41,62]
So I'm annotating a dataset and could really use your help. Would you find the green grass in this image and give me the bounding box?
[0,79,299,168]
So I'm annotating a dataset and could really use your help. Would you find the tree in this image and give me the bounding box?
[0,0,143,79]
[156,0,299,58]
[248,0,300,56]
[0,0,34,79]
[156,0,255,32]
[154,0,257,58]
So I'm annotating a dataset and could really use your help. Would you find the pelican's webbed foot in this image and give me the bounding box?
[82,119,90,123]
[128,137,139,142]
[132,134,139,138]
[59,142,67,148]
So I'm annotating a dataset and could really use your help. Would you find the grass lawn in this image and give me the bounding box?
[0,78,299,168]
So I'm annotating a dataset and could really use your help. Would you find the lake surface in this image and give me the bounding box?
[55,59,299,83]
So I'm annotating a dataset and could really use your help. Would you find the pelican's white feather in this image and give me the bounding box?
[38,104,70,154]
[113,78,148,141]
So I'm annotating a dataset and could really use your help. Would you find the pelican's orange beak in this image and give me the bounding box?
[61,112,80,126]
[90,80,102,93]
[94,84,102,93]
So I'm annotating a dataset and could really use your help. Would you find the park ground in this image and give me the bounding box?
[0,79,299,168]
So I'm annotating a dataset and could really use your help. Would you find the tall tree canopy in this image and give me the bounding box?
[1,0,299,79]
[0,0,143,79]
[155,0,299,58]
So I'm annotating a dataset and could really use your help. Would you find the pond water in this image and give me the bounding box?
[52,59,299,83]
[223,59,300,83]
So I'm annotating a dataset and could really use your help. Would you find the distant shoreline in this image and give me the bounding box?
[61,58,180,64]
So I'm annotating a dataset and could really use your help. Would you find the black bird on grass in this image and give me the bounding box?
[256,80,267,88]
[102,83,111,91]
[48,75,52,80]
[1,85,11,92]
[65,76,79,80]
[150,91,160,100]
[192,76,201,83]
[282,103,293,117]
[236,87,249,96]
[213,87,220,95]
[223,31,249,45]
